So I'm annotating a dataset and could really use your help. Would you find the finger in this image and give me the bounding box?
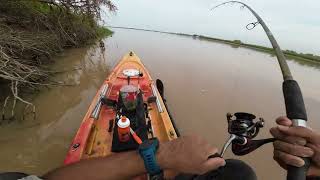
[277,125,320,144]
[270,127,307,146]
[205,146,219,159]
[273,154,288,170]
[306,143,320,167]
[270,127,288,140]
[276,116,292,126]
[273,141,314,157]
[274,150,305,167]
[199,158,226,175]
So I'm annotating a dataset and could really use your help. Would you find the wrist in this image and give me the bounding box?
[157,141,172,169]
[138,138,164,176]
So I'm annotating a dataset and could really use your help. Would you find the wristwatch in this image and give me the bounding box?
[138,138,163,178]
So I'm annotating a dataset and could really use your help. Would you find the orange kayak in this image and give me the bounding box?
[64,52,178,178]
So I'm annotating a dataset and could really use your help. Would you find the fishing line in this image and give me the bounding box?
[226,62,241,113]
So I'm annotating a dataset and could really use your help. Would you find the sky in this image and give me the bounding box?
[104,0,320,55]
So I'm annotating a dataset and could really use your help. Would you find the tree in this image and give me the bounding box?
[40,0,117,19]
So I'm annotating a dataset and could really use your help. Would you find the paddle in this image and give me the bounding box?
[156,79,164,99]
[155,79,180,137]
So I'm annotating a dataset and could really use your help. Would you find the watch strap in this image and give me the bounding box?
[139,138,162,176]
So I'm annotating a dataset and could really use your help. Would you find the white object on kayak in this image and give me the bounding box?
[123,69,140,77]
[118,116,130,128]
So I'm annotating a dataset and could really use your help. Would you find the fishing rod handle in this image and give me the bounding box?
[283,80,307,121]
[287,159,311,180]
[283,80,310,180]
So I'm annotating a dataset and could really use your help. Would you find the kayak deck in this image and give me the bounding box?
[64,52,178,176]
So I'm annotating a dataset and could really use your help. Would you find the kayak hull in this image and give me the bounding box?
[64,52,178,178]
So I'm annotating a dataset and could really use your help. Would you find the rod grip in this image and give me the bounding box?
[283,80,309,180]
[287,158,311,180]
[283,80,307,121]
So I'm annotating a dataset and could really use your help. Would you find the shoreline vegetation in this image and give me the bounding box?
[109,26,320,65]
[0,0,115,121]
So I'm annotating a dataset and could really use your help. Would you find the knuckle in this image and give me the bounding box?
[285,136,296,143]
[270,127,276,134]
[270,129,279,137]
[303,147,314,155]
[274,150,283,159]
[273,141,286,150]
[273,140,280,147]
[292,137,307,146]
[278,151,286,159]
[287,144,297,154]
[276,116,286,123]
[273,154,280,161]
[278,151,292,162]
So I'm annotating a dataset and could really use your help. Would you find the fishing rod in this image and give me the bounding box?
[211,1,310,180]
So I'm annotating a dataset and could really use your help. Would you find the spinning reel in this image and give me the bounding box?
[220,112,275,157]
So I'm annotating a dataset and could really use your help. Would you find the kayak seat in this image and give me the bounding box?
[111,90,148,152]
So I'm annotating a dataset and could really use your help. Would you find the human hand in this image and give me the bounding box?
[270,117,320,176]
[157,135,225,175]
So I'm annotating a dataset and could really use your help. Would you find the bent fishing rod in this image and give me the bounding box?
[211,1,310,180]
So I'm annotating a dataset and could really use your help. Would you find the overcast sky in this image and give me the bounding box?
[105,0,320,54]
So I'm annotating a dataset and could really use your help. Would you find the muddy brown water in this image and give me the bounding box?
[1,29,320,179]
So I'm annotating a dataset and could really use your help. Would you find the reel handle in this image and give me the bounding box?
[232,138,275,156]
[208,153,221,159]
[283,80,310,180]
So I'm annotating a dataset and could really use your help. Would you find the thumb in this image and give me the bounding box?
[199,158,226,175]
[276,116,292,126]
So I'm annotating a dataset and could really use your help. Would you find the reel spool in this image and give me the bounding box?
[227,112,264,139]
[221,112,275,157]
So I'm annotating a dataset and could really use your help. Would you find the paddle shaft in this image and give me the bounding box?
[91,84,109,120]
[155,79,181,137]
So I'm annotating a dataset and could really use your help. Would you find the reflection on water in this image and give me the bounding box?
[0,29,320,180]
[0,45,110,174]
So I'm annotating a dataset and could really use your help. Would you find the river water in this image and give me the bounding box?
[1,29,320,179]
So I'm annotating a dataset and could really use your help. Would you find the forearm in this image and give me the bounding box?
[43,151,147,180]
[42,136,225,179]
